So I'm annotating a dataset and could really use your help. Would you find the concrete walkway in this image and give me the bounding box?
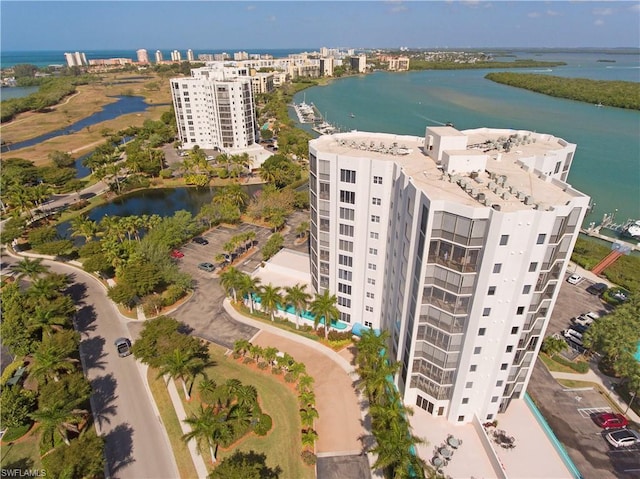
[549,369,640,423]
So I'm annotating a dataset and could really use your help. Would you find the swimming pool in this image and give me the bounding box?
[635,342,640,363]
[249,294,349,330]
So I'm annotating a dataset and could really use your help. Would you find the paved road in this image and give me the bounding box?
[4,255,178,479]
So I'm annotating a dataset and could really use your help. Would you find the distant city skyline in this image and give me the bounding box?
[1,1,639,52]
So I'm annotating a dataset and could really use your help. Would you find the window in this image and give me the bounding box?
[373,176,383,184]
[537,233,546,244]
[369,248,378,255]
[466,382,473,388]
[478,328,486,336]
[340,207,355,220]
[338,296,351,307]
[340,312,351,323]
[493,263,502,274]
[372,197,381,206]
[491,396,499,403]
[474,347,482,355]
[367,277,376,285]
[338,283,352,295]
[462,398,469,404]
[340,190,355,204]
[483,308,491,317]
[458,416,465,422]
[338,269,352,281]
[500,363,508,370]
[339,255,353,267]
[522,285,531,294]
[486,414,494,420]
[370,232,379,239]
[511,327,519,335]
[470,364,477,372]
[339,239,354,252]
[529,262,538,272]
[506,345,513,353]
[371,215,380,223]
[516,306,525,315]
[340,169,356,183]
[500,234,509,246]
[368,263,377,271]
[365,305,374,312]
[339,224,354,237]
[496,380,503,387]
[488,286,496,296]
[364,321,372,327]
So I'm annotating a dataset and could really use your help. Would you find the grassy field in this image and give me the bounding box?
[0,429,42,473]
[175,343,313,478]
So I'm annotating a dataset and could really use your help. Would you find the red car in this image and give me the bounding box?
[594,412,628,430]
[170,249,184,259]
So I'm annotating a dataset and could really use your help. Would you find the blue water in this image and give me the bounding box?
[1,86,39,100]
[295,51,640,226]
[1,96,149,153]
[251,294,348,330]
[635,343,640,363]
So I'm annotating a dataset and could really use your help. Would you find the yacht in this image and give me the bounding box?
[621,220,640,240]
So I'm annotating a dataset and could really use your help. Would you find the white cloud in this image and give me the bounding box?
[528,12,541,18]
[592,8,614,16]
[245,5,256,11]
[546,10,560,17]
[630,4,640,12]
[594,19,605,26]
[267,15,276,22]
[387,0,408,13]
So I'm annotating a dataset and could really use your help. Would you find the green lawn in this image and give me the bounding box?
[178,344,314,479]
[0,431,42,473]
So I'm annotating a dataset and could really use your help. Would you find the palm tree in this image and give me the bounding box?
[262,346,279,367]
[28,305,71,338]
[70,215,98,243]
[284,283,311,329]
[301,429,318,451]
[157,348,208,401]
[219,267,244,302]
[298,390,316,408]
[297,374,314,393]
[299,407,319,429]
[239,275,262,313]
[182,406,231,464]
[233,339,251,358]
[295,221,310,239]
[234,384,258,409]
[259,283,282,321]
[288,361,306,381]
[214,184,248,209]
[12,257,48,279]
[30,400,88,447]
[309,290,340,339]
[360,360,400,406]
[198,379,218,405]
[370,421,427,479]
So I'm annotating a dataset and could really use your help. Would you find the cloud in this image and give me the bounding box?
[245,5,256,11]
[629,4,640,12]
[592,7,613,16]
[267,15,276,22]
[546,10,560,17]
[594,19,605,26]
[386,0,408,13]
[527,11,541,18]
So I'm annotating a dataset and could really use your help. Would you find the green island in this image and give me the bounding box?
[408,59,566,71]
[485,72,640,110]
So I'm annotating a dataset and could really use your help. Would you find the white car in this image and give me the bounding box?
[573,311,599,327]
[605,428,640,448]
[567,274,582,285]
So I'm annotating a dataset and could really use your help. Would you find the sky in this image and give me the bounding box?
[1,1,639,51]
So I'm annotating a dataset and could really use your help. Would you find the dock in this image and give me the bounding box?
[581,213,640,253]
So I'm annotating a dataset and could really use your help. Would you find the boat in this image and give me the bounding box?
[350,113,355,118]
[621,220,640,241]
[595,102,604,108]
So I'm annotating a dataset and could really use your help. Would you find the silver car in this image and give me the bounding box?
[605,428,640,448]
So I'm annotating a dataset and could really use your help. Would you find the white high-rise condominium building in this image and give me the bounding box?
[155,50,164,63]
[137,49,149,64]
[64,52,87,67]
[308,126,589,423]
[187,49,195,61]
[170,63,257,151]
[171,50,182,62]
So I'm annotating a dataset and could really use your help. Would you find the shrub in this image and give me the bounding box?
[301,450,317,466]
[253,413,272,436]
[68,199,89,211]
[284,372,296,383]
[159,168,173,179]
[271,366,282,375]
[257,361,268,370]
[0,360,25,386]
[327,330,352,341]
[551,354,590,373]
[243,357,255,364]
[232,351,242,360]
[162,284,186,306]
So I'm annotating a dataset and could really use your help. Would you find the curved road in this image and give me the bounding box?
[4,255,178,479]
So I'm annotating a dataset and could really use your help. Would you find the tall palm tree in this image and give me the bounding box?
[359,359,400,406]
[198,379,218,405]
[234,384,258,409]
[284,283,311,329]
[262,346,279,367]
[297,374,314,393]
[370,420,427,479]
[239,275,262,313]
[309,290,340,340]
[70,215,99,243]
[298,390,316,408]
[299,407,319,429]
[28,305,71,338]
[219,267,244,302]
[259,284,282,322]
[233,339,251,358]
[288,361,306,380]
[30,400,88,447]
[30,341,78,384]
[12,257,48,279]
[157,348,207,401]
[182,406,231,464]
[301,429,318,451]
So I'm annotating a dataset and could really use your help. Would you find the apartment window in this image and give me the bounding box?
[511,327,519,335]
[500,234,509,245]
[491,396,499,403]
[372,197,381,206]
[338,269,352,281]
[371,215,380,223]
[462,398,469,404]
[529,262,538,272]
[516,306,525,315]
[338,283,352,295]
[367,277,376,285]
[466,382,473,388]
[470,364,477,372]
[478,328,486,336]
[339,240,354,252]
[493,263,502,274]
[488,286,496,296]
[340,312,351,323]
[340,207,355,220]
[496,380,503,387]
[338,296,351,307]
[522,285,531,294]
[364,321,372,327]
[486,414,494,420]
[474,347,482,355]
[373,176,383,184]
[537,234,546,244]
[339,224,354,237]
[500,363,508,370]
[319,218,330,232]
[370,232,379,239]
[366,292,375,299]
[369,248,378,255]
[458,416,465,422]
[340,190,355,204]
[340,169,356,183]
[339,255,353,267]
[368,263,377,270]
[506,345,514,353]
[483,308,491,317]
[365,305,374,312]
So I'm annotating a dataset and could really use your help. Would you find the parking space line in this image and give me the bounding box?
[577,406,612,418]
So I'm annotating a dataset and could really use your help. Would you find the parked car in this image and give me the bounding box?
[586,282,608,296]
[604,428,640,448]
[567,274,583,285]
[114,338,132,357]
[193,237,209,245]
[198,262,215,272]
[569,324,589,335]
[563,329,584,347]
[170,249,184,259]
[594,413,629,430]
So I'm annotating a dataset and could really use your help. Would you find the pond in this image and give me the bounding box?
[57,185,263,238]
[1,95,150,153]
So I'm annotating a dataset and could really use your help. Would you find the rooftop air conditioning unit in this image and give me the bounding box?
[492,204,502,211]
[477,192,486,202]
[488,181,496,191]
[471,188,478,197]
[517,191,526,200]
[524,195,534,205]
[497,175,507,186]
[501,191,511,200]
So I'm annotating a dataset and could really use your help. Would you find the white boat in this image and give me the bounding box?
[621,220,640,240]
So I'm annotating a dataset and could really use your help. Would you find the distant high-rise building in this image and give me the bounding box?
[155,50,164,63]
[349,54,367,73]
[187,49,195,62]
[308,126,588,424]
[170,63,257,151]
[137,49,149,64]
[171,50,182,62]
[234,51,249,61]
[320,57,334,77]
[64,51,87,67]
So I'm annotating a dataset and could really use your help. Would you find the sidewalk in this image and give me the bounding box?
[548,369,640,423]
